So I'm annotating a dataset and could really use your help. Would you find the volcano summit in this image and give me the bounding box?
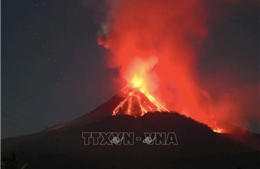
[112,87,168,117]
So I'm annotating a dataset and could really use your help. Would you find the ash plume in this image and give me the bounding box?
[97,0,259,132]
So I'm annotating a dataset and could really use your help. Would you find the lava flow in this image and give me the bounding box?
[113,76,168,117]
[112,83,224,133]
[112,85,224,133]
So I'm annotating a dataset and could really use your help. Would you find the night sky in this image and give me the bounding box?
[2,0,259,138]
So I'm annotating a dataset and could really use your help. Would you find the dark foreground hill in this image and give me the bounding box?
[2,112,260,169]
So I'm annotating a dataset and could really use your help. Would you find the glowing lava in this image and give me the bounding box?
[112,76,223,133]
[113,76,168,117]
[213,128,222,133]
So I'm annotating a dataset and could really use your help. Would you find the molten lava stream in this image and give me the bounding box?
[112,76,224,134]
[112,86,168,117]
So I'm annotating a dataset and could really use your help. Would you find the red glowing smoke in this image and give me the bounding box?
[98,0,258,132]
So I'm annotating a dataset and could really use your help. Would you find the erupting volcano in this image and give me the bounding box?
[112,86,168,117]
[111,84,224,133]
[2,0,259,169]
[112,74,168,117]
[96,0,241,134]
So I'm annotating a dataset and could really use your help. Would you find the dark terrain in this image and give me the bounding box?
[2,91,260,169]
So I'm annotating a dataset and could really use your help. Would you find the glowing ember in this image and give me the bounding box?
[213,128,223,133]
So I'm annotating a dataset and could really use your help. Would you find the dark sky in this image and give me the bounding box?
[2,0,259,138]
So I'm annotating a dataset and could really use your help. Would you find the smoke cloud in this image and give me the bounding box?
[98,0,259,132]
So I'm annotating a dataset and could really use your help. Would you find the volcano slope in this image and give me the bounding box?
[2,90,260,169]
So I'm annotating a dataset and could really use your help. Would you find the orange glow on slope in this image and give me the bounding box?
[213,128,223,133]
